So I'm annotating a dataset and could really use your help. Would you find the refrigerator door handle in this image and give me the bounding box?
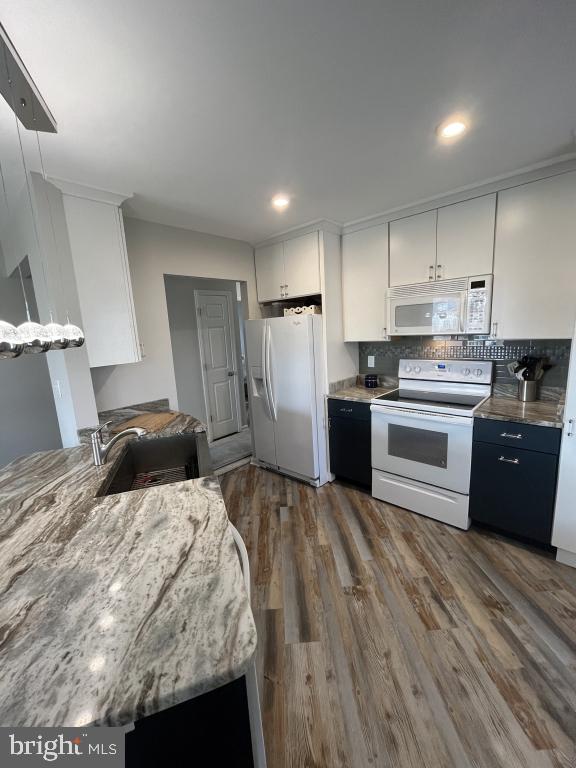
[260,323,273,420]
[266,323,277,422]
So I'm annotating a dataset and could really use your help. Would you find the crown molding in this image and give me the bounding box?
[341,154,576,234]
[47,177,133,206]
[254,218,342,248]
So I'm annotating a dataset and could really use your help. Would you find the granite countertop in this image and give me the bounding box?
[0,410,256,727]
[475,396,565,429]
[77,399,206,443]
[328,384,397,403]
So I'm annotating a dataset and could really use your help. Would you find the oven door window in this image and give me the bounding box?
[388,423,448,468]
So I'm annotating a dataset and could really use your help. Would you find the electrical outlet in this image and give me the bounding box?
[367,355,375,368]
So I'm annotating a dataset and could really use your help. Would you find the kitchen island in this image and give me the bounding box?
[0,408,257,729]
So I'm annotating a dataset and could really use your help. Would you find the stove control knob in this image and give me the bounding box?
[474,368,483,377]
[414,366,421,373]
[404,365,412,373]
[462,367,471,376]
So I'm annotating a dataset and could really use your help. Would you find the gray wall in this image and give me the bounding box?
[91,217,259,412]
[164,275,248,427]
[0,273,62,468]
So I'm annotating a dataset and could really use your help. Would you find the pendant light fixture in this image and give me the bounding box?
[0,25,85,360]
[34,129,85,349]
[45,313,69,350]
[16,263,51,354]
[0,320,23,359]
[0,145,23,359]
[63,317,85,348]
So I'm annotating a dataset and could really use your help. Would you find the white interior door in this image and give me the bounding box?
[196,290,240,441]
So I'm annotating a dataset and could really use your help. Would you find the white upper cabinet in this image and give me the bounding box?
[255,242,285,302]
[59,186,141,368]
[436,194,495,279]
[283,232,320,299]
[255,231,320,302]
[389,210,437,286]
[342,224,389,341]
[491,172,576,339]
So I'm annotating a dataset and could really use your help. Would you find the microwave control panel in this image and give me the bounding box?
[464,275,493,334]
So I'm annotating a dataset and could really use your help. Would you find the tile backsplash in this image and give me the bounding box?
[359,338,571,401]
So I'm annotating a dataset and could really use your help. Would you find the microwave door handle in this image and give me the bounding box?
[459,292,468,333]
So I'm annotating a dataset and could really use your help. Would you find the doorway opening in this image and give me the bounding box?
[164,275,252,471]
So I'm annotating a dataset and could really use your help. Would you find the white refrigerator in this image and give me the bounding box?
[245,315,329,486]
[552,320,576,568]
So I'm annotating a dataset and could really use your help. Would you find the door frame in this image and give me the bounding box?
[195,288,242,443]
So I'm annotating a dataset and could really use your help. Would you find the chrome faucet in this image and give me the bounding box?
[91,420,147,466]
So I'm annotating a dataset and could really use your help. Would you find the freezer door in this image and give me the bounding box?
[267,316,319,479]
[245,320,277,466]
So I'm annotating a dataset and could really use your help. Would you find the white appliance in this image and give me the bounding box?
[371,359,493,529]
[552,319,576,568]
[245,315,329,486]
[387,276,493,336]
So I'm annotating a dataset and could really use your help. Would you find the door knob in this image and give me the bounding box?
[228,371,236,377]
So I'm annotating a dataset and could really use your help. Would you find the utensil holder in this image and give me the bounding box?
[518,380,538,402]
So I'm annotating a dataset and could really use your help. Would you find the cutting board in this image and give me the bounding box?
[110,412,177,434]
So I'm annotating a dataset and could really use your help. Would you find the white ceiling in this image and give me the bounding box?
[1,0,576,244]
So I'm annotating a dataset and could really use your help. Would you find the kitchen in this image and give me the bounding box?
[1,3,576,767]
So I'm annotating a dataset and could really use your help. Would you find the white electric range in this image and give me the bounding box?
[370,359,493,530]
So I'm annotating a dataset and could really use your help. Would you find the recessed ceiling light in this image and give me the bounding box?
[437,119,468,141]
[271,194,290,211]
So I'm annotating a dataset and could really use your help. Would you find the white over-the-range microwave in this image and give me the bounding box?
[386,275,493,336]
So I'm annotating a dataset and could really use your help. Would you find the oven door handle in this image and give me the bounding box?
[370,404,472,426]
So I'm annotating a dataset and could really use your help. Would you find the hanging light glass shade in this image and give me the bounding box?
[17,320,52,354]
[45,315,69,350]
[63,319,85,348]
[0,320,24,359]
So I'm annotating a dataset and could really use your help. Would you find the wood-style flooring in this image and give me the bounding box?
[220,464,576,768]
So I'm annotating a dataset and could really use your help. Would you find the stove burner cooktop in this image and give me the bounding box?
[374,389,485,411]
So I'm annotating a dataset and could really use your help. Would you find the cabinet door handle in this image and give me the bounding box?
[436,264,443,280]
[491,321,498,338]
[498,455,520,464]
[567,418,574,437]
[500,432,523,440]
[428,265,434,281]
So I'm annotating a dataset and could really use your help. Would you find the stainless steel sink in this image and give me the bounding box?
[96,432,212,496]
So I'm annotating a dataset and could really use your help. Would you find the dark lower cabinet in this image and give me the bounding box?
[328,399,371,488]
[126,676,254,767]
[470,419,560,546]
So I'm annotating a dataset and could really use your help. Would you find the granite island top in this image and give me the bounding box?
[328,384,397,403]
[475,396,565,429]
[0,409,256,727]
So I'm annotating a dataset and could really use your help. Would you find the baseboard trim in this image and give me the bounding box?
[213,456,252,476]
[556,548,576,569]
